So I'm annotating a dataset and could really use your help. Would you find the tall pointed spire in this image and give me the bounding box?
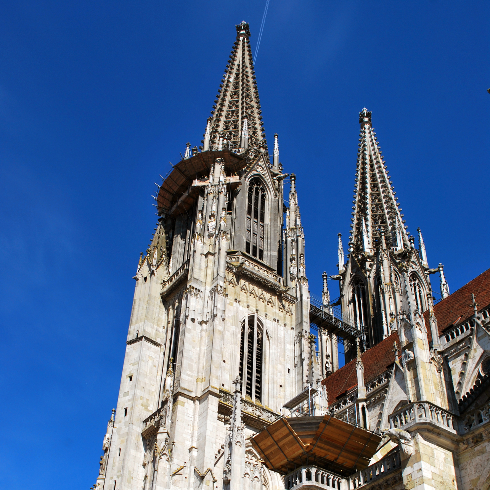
[203,21,268,155]
[349,108,409,254]
[418,227,428,267]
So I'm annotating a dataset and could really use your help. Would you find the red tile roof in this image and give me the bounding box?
[322,332,400,406]
[322,269,490,406]
[424,268,490,338]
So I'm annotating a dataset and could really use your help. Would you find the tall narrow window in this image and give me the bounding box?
[246,178,266,261]
[410,273,425,312]
[168,315,180,371]
[352,278,368,329]
[239,314,263,403]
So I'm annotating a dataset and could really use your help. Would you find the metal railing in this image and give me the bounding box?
[310,294,362,339]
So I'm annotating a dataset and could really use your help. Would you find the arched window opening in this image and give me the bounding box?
[352,279,368,330]
[168,316,180,372]
[373,274,388,342]
[246,177,266,261]
[239,314,264,403]
[361,405,368,429]
[410,273,425,312]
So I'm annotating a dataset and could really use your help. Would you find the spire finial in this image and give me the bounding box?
[273,133,279,168]
[290,173,296,192]
[438,263,450,299]
[471,293,478,316]
[203,118,211,152]
[393,341,399,359]
[359,108,372,128]
[417,227,428,267]
[322,272,331,308]
[236,21,250,39]
[338,233,345,272]
[184,142,191,159]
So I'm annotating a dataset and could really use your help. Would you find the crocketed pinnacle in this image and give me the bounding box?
[203,21,268,155]
[349,109,409,253]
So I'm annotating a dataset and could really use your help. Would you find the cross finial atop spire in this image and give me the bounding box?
[359,108,372,128]
[236,21,250,39]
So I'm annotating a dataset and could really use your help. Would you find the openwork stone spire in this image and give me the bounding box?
[204,21,268,155]
[349,108,409,253]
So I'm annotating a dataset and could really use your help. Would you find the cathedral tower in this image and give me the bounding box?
[336,109,451,408]
[96,22,311,490]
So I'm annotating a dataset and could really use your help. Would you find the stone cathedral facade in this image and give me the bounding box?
[93,22,490,490]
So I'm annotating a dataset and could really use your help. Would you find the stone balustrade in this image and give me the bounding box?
[462,397,490,432]
[347,449,401,489]
[442,320,472,345]
[218,389,280,430]
[284,465,344,490]
[141,403,167,438]
[161,260,189,297]
[226,251,287,293]
[389,401,456,434]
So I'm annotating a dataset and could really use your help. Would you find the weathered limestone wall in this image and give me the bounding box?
[401,433,458,490]
[104,259,167,490]
[457,425,490,490]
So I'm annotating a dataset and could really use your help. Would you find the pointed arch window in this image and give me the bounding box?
[246,177,266,261]
[352,278,368,329]
[410,273,426,312]
[239,314,263,402]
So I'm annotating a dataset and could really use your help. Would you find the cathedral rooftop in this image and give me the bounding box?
[322,331,400,405]
[424,267,490,339]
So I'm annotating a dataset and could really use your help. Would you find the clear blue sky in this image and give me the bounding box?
[0,1,488,488]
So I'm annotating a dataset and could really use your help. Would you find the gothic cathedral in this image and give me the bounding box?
[93,22,490,490]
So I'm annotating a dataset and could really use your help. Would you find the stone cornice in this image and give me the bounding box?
[126,335,161,348]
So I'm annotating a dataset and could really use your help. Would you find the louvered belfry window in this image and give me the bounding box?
[246,177,266,261]
[239,314,263,403]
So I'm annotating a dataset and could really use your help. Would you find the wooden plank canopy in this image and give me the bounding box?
[251,415,381,477]
[157,150,245,214]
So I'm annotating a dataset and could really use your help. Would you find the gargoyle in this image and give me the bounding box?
[384,428,414,456]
